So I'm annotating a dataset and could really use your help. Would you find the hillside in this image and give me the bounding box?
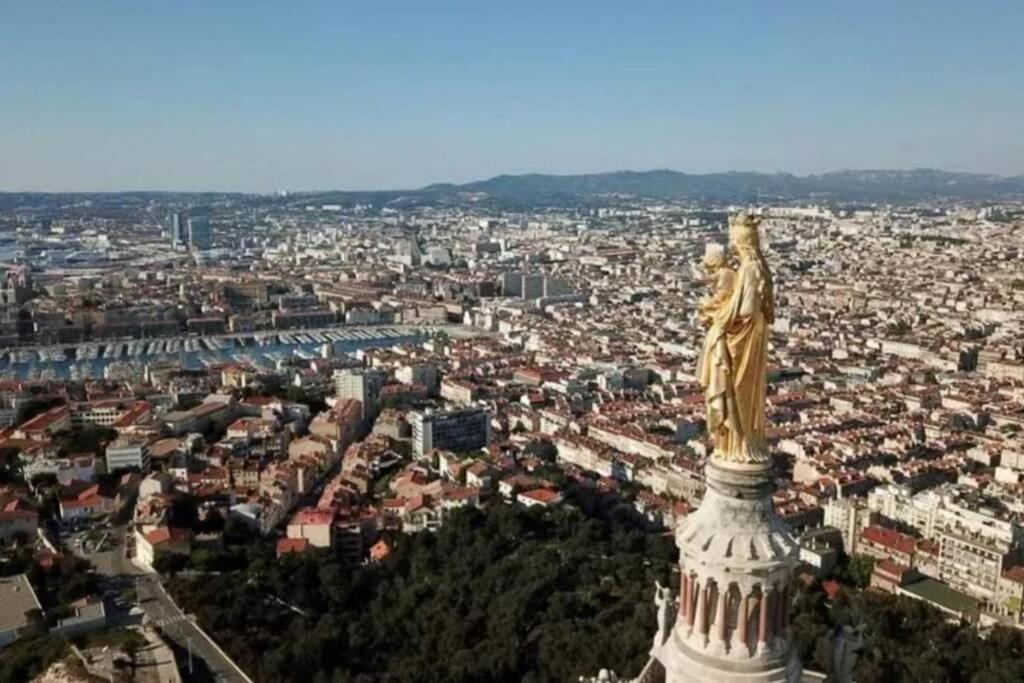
[424,168,1024,204]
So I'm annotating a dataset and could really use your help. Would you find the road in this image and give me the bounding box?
[136,575,253,683]
[82,525,253,683]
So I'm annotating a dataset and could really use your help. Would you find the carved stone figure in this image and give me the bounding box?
[653,580,673,646]
[698,211,775,466]
[829,625,864,683]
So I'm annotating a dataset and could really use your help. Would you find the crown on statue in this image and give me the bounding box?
[728,210,761,229]
[728,210,762,245]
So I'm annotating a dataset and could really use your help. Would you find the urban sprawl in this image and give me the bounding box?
[0,195,1023,678]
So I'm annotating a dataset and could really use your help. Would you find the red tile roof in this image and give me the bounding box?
[291,508,336,526]
[144,527,192,547]
[276,538,310,555]
[861,525,916,556]
[18,405,69,432]
[1003,566,1024,585]
[875,559,911,578]
[519,488,561,504]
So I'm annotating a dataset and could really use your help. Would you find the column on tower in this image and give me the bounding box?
[773,582,786,637]
[757,586,772,649]
[696,581,709,640]
[680,574,691,620]
[781,584,790,631]
[715,583,728,643]
[737,593,750,650]
[687,577,699,630]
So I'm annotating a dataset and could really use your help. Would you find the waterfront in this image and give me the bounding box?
[0,325,435,380]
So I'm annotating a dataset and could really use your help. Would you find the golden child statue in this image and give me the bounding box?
[696,244,736,327]
[698,211,775,467]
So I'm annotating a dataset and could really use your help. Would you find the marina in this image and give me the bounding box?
[0,325,435,381]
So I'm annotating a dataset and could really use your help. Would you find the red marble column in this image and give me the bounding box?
[681,575,691,619]
[687,579,698,629]
[697,583,709,635]
[758,589,772,645]
[737,594,749,647]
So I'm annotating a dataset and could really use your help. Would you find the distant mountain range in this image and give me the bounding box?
[3,169,1024,212]
[417,168,1024,204]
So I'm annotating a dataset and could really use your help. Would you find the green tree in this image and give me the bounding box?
[54,425,118,456]
[153,551,190,575]
[0,447,24,484]
[166,503,675,683]
[846,554,876,589]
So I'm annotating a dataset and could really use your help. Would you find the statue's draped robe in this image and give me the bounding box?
[699,258,770,463]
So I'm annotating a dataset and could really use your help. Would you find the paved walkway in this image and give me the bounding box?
[87,533,253,683]
[135,627,184,683]
[137,575,254,683]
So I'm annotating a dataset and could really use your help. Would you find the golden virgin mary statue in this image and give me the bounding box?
[698,211,775,467]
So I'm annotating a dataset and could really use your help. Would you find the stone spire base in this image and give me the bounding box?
[654,459,802,683]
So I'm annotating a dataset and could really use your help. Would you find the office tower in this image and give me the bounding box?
[409,407,490,457]
[170,212,184,247]
[543,276,570,297]
[187,217,212,251]
[502,271,523,297]
[521,274,544,300]
[333,368,386,422]
[501,271,550,300]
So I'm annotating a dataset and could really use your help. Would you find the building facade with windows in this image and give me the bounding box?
[409,407,489,457]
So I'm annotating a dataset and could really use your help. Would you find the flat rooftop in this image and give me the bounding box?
[0,574,42,633]
[902,577,979,615]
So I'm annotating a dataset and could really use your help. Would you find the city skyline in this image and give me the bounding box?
[4,3,1024,681]
[2,1,1023,192]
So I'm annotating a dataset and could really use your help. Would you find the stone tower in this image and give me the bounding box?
[653,459,802,682]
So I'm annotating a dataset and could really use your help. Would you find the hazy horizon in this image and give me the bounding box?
[2,1,1022,193]
[1,166,1022,196]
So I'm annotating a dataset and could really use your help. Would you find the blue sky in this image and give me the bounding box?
[1,1,1022,191]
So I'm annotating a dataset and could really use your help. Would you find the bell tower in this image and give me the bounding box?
[654,460,802,682]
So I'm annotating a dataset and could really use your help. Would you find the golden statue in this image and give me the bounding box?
[696,244,736,327]
[698,211,775,467]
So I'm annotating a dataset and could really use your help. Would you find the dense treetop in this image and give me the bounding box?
[169,502,676,683]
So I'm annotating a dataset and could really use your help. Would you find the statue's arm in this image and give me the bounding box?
[717,268,734,288]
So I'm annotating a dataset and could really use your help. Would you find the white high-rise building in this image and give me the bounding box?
[170,212,184,247]
[823,495,870,553]
[333,368,386,422]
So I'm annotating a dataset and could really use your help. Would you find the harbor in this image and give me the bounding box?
[0,325,437,381]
